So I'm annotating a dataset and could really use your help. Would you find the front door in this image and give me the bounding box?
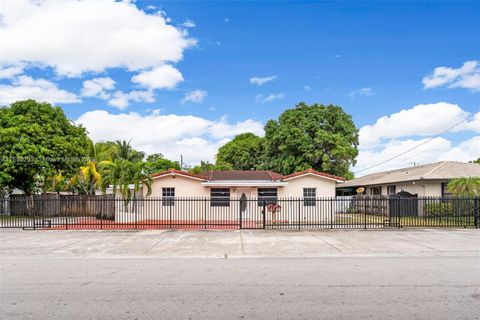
[237,188,264,229]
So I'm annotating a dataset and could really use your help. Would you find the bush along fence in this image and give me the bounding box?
[0,195,478,230]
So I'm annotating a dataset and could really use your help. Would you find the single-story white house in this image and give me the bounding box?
[112,168,345,224]
[336,161,480,197]
[147,168,345,200]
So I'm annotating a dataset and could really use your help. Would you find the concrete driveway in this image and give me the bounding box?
[1,229,480,320]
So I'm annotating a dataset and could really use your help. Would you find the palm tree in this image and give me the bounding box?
[114,140,145,163]
[100,160,152,205]
[66,139,112,195]
[42,171,66,194]
[447,177,480,197]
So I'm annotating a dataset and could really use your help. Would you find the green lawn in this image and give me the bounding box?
[335,213,476,227]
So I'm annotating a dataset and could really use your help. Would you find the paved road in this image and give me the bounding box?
[2,256,480,320]
[1,229,480,319]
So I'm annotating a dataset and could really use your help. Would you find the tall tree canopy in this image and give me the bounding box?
[216,133,263,170]
[144,153,180,174]
[262,102,358,178]
[189,161,232,174]
[0,100,89,194]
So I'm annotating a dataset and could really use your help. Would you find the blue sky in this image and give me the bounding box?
[0,0,479,174]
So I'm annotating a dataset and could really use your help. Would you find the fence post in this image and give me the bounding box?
[364,196,367,229]
[262,200,266,229]
[204,198,207,230]
[169,199,173,229]
[298,198,301,230]
[474,197,479,229]
[239,199,242,230]
[100,197,103,230]
[135,197,138,230]
[64,197,68,230]
[330,198,333,229]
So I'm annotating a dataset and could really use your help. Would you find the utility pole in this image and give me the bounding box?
[180,154,183,170]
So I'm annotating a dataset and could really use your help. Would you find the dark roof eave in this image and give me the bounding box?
[337,178,451,188]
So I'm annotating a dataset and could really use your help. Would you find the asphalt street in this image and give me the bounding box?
[1,229,479,319]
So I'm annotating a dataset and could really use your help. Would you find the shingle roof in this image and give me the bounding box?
[202,170,284,181]
[150,168,345,182]
[339,161,480,188]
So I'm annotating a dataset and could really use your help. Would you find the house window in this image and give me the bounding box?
[303,188,316,206]
[162,188,175,206]
[441,182,453,197]
[387,185,396,195]
[211,188,230,207]
[370,187,381,196]
[258,188,277,206]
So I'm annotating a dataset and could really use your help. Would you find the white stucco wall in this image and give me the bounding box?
[280,175,337,198]
[366,181,444,197]
[147,175,209,198]
[132,173,338,223]
[147,173,338,199]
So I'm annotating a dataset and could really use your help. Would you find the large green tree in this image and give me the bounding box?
[144,153,180,174]
[472,158,480,164]
[216,133,263,170]
[262,102,358,178]
[0,100,89,195]
[189,161,232,174]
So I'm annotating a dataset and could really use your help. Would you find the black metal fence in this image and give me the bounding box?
[0,195,478,230]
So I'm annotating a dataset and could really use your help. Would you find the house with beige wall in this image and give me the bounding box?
[122,168,345,224]
[336,161,480,217]
[336,161,480,197]
[148,168,344,199]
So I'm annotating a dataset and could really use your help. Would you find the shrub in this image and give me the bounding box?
[424,203,454,216]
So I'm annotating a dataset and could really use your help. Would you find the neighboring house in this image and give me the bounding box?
[337,161,480,197]
[147,168,344,200]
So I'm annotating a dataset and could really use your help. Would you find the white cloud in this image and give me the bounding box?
[0,64,24,79]
[349,87,374,98]
[304,85,311,92]
[0,75,80,104]
[81,77,115,99]
[423,60,480,92]
[359,102,472,148]
[354,102,480,176]
[181,90,208,104]
[249,75,277,86]
[354,137,453,176]
[439,136,480,163]
[255,93,285,103]
[209,117,264,139]
[108,90,154,110]
[131,65,184,90]
[0,0,195,77]
[76,110,264,164]
[181,19,196,28]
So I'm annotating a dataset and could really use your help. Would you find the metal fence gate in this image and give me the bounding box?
[0,195,478,230]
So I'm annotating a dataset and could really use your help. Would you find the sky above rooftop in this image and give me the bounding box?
[0,0,479,176]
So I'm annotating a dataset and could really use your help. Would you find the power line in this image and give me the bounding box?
[353,114,474,175]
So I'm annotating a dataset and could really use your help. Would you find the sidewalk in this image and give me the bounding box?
[1,228,479,258]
